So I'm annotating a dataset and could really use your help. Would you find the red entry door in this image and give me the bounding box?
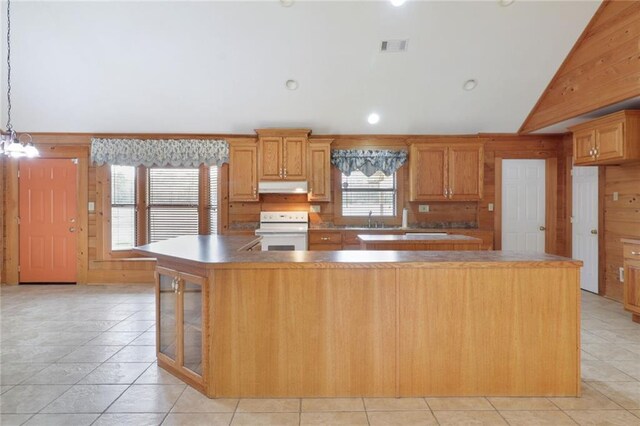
[19,159,78,283]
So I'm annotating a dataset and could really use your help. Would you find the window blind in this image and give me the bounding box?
[209,166,218,234]
[341,170,396,216]
[111,165,136,250]
[148,168,199,243]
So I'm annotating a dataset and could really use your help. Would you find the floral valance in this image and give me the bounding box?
[330,149,408,177]
[90,138,229,167]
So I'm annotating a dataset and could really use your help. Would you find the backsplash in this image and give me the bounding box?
[227,193,479,232]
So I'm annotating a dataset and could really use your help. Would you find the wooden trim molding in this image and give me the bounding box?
[494,157,503,250]
[598,166,606,295]
[565,155,574,258]
[333,165,406,226]
[494,156,560,255]
[4,144,90,284]
[545,158,558,255]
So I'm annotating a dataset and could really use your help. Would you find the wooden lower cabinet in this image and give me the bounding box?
[308,231,342,250]
[156,267,207,392]
[623,240,640,323]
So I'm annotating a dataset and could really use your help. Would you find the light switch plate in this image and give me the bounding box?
[613,192,619,201]
[488,203,494,212]
[620,267,624,282]
[309,205,321,213]
[418,204,430,213]
[88,201,95,212]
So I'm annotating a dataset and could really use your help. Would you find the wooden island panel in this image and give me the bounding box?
[398,267,580,396]
[210,268,397,397]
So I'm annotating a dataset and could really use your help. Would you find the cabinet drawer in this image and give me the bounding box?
[309,243,342,251]
[309,232,343,244]
[624,245,640,260]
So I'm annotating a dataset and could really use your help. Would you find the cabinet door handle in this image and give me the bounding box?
[590,229,598,235]
[449,188,453,198]
[632,251,640,255]
[443,188,448,198]
[539,226,546,231]
[589,148,594,156]
[283,167,287,178]
[320,237,330,241]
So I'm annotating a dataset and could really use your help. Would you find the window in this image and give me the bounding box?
[148,168,199,243]
[209,166,218,234]
[111,165,136,250]
[341,170,397,216]
[108,165,219,253]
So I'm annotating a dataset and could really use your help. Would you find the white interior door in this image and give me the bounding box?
[572,166,599,293]
[502,159,546,252]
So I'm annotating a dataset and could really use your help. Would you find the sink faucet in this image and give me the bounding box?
[368,210,373,228]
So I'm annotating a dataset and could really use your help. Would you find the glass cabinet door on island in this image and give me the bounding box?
[156,267,206,389]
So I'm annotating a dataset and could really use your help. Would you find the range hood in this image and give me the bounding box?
[258,181,308,194]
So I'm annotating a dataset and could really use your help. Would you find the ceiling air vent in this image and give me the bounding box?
[380,39,408,53]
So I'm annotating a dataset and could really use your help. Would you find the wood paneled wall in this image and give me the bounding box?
[603,164,640,301]
[1,132,568,285]
[520,1,640,133]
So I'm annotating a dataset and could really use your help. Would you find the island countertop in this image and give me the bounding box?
[134,235,581,269]
[143,234,582,398]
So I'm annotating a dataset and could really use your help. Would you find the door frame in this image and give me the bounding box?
[4,144,89,285]
[494,157,558,254]
[566,162,606,295]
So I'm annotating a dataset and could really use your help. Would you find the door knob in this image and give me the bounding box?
[69,227,76,233]
[590,229,598,235]
[539,226,546,231]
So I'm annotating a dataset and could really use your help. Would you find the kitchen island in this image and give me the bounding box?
[358,233,483,250]
[135,235,582,398]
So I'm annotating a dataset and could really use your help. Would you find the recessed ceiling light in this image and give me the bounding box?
[498,0,514,6]
[367,113,380,124]
[280,0,294,7]
[463,79,478,91]
[285,79,299,90]
[390,0,407,6]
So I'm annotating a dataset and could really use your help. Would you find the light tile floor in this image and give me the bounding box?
[0,285,639,425]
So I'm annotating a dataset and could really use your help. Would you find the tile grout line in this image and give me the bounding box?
[422,397,441,425]
[227,398,241,426]
[159,383,189,425]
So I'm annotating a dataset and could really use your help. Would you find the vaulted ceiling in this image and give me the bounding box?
[0,0,600,135]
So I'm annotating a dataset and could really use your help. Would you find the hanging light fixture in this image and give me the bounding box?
[0,0,38,158]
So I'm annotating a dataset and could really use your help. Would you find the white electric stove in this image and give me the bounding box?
[255,211,309,251]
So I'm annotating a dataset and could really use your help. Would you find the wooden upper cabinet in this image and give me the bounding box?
[256,129,311,181]
[573,130,596,164]
[409,142,484,201]
[409,144,448,201]
[448,144,484,201]
[308,139,333,202]
[229,140,258,202]
[283,137,307,180]
[259,137,282,180]
[595,122,624,162]
[570,110,640,166]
